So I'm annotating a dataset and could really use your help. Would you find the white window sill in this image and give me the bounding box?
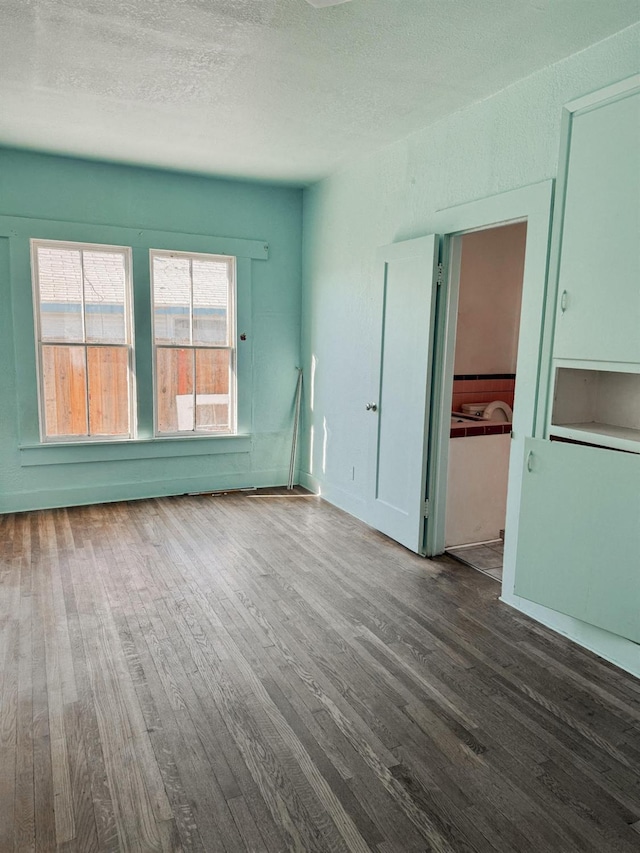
[19,434,252,466]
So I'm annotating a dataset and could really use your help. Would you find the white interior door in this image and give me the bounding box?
[368,235,440,553]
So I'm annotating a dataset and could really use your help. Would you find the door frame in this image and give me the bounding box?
[425,181,554,603]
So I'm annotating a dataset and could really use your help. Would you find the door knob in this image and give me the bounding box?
[366,403,378,412]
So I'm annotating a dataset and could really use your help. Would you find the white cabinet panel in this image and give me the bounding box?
[553,90,640,364]
[514,438,640,642]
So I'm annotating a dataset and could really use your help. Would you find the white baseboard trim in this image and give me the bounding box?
[0,468,292,514]
[500,592,640,680]
[299,471,368,523]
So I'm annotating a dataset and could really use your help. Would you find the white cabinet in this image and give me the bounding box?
[547,77,640,454]
[552,86,640,364]
[515,439,640,643]
[514,77,640,644]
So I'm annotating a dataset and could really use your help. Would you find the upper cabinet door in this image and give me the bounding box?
[553,83,640,364]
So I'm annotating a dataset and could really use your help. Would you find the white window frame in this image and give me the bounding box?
[150,248,237,438]
[31,238,136,443]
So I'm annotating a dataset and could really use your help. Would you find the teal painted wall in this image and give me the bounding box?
[300,23,639,519]
[0,149,302,512]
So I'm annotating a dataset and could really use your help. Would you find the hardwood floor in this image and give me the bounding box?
[1,489,639,852]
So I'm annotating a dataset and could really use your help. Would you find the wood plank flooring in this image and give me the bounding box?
[1,488,639,852]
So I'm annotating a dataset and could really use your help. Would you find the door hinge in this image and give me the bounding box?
[436,263,444,286]
[423,499,430,518]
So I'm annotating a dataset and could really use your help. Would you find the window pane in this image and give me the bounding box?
[193,259,230,346]
[153,256,191,344]
[37,247,83,341]
[88,347,130,435]
[84,251,127,343]
[156,347,194,433]
[42,345,87,436]
[195,348,231,432]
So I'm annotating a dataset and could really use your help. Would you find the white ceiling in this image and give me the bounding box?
[1,1,638,185]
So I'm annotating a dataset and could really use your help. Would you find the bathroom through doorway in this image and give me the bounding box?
[443,222,527,581]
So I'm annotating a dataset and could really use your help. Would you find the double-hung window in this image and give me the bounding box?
[151,250,236,436]
[30,241,238,445]
[31,240,134,441]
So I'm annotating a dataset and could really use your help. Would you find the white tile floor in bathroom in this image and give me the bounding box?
[446,540,504,581]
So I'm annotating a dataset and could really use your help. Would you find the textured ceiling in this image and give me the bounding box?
[1,0,639,185]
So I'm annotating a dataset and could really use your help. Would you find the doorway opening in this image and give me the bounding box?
[443,222,527,581]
